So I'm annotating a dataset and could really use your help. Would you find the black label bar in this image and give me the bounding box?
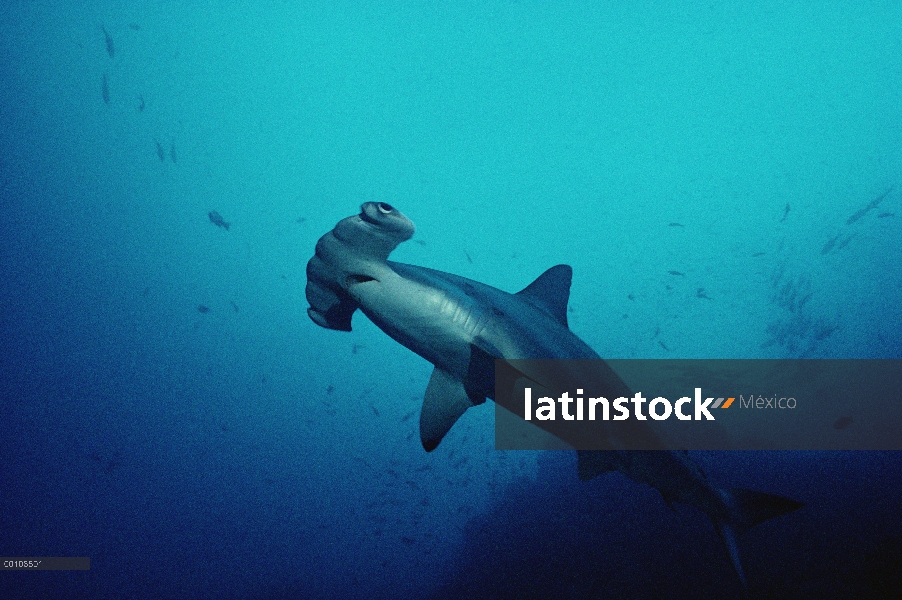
[1,558,90,571]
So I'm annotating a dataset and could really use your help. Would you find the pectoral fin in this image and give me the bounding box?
[420,368,482,452]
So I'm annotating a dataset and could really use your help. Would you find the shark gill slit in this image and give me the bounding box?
[440,295,488,340]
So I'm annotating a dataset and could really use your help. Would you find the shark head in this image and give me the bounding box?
[306,202,414,331]
[338,202,415,259]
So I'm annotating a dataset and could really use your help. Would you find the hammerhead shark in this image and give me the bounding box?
[306,202,802,592]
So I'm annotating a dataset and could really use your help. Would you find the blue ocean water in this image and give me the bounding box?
[1,2,900,598]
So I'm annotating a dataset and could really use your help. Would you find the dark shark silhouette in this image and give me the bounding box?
[208,211,230,231]
[306,202,802,592]
[101,24,114,58]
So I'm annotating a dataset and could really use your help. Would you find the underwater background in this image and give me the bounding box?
[2,2,901,598]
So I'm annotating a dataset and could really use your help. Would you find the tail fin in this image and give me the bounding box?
[727,488,803,534]
[716,488,803,593]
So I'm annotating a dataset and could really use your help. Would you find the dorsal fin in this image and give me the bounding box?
[515,264,572,328]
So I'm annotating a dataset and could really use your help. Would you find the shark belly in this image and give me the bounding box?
[348,268,492,380]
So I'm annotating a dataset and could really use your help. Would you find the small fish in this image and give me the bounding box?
[129,23,141,31]
[372,405,380,417]
[814,324,837,341]
[696,288,711,299]
[668,222,684,227]
[101,73,110,104]
[668,270,685,276]
[208,211,230,230]
[780,203,790,222]
[845,207,868,226]
[833,416,853,430]
[155,140,165,162]
[169,140,177,164]
[877,212,895,218]
[104,451,122,474]
[658,340,669,351]
[464,250,473,264]
[296,216,306,224]
[197,305,210,313]
[796,292,813,311]
[868,188,892,208]
[102,25,115,58]
[230,301,239,312]
[846,187,893,225]
[752,252,766,257]
[137,94,145,112]
[821,235,838,255]
[836,235,854,250]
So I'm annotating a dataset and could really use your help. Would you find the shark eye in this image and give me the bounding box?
[377,202,394,214]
